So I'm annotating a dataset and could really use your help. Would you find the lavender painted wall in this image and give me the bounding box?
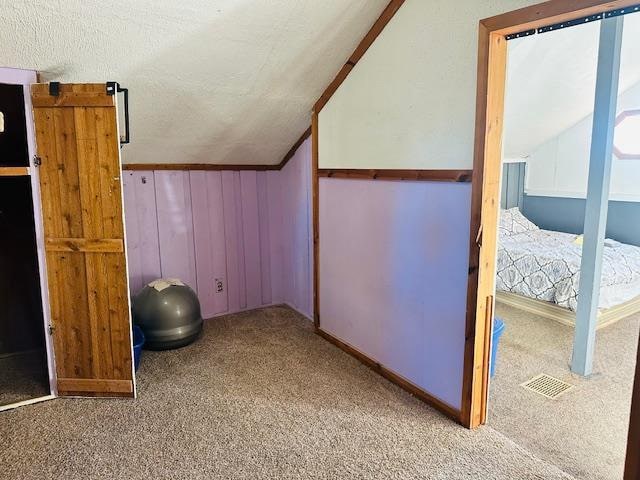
[268,137,314,319]
[123,138,314,320]
[318,178,471,410]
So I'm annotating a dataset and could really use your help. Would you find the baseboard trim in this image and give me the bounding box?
[316,328,461,424]
[496,291,640,330]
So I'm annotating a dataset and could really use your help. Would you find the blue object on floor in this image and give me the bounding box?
[133,325,145,372]
[490,317,506,378]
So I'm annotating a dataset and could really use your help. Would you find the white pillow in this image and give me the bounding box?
[499,208,539,237]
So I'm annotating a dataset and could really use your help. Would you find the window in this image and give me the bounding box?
[614,109,640,160]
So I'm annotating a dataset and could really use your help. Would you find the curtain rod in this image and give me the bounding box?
[506,3,640,40]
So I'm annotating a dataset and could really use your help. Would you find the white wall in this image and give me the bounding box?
[0,1,390,167]
[526,82,640,201]
[503,12,640,159]
[318,0,542,170]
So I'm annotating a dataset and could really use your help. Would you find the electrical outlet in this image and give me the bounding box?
[215,278,224,293]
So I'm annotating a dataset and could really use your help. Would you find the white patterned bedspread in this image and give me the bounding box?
[497,229,640,311]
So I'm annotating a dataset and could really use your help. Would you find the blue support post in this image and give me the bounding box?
[571,16,624,376]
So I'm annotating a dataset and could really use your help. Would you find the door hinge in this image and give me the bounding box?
[33,156,42,167]
[48,324,55,335]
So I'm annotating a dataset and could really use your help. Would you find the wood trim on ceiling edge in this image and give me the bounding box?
[313,0,406,113]
[122,127,313,172]
[122,0,406,175]
[316,328,462,423]
[122,163,281,171]
[277,126,312,169]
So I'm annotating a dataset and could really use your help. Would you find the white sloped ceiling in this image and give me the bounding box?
[0,0,388,165]
[504,12,640,159]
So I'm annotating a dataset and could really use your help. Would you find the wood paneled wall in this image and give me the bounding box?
[275,138,314,319]
[122,139,314,320]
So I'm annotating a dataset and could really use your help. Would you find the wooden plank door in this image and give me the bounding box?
[31,83,134,397]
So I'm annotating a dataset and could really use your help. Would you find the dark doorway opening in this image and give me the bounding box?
[0,83,29,167]
[0,176,49,406]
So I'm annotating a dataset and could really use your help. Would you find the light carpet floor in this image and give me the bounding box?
[0,306,573,480]
[489,303,639,480]
[0,350,49,407]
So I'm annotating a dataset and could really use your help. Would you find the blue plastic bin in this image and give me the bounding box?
[133,325,145,372]
[490,317,506,378]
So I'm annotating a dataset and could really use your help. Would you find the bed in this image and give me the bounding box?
[496,208,640,328]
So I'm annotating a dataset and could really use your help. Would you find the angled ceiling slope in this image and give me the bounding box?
[0,0,389,166]
[504,11,640,159]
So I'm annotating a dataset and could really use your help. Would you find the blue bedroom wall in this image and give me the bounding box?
[522,195,640,247]
[500,163,526,209]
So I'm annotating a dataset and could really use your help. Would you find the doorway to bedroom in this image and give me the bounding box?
[487,10,640,480]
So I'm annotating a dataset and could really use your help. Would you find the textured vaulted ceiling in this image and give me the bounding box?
[0,0,388,165]
[504,12,640,159]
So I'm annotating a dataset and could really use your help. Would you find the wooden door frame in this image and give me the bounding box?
[467,0,640,473]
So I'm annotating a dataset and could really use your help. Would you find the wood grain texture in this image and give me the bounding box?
[462,25,507,430]
[31,83,115,108]
[46,238,124,252]
[0,167,29,176]
[318,169,473,182]
[313,0,406,113]
[56,378,133,395]
[317,328,460,422]
[32,82,133,398]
